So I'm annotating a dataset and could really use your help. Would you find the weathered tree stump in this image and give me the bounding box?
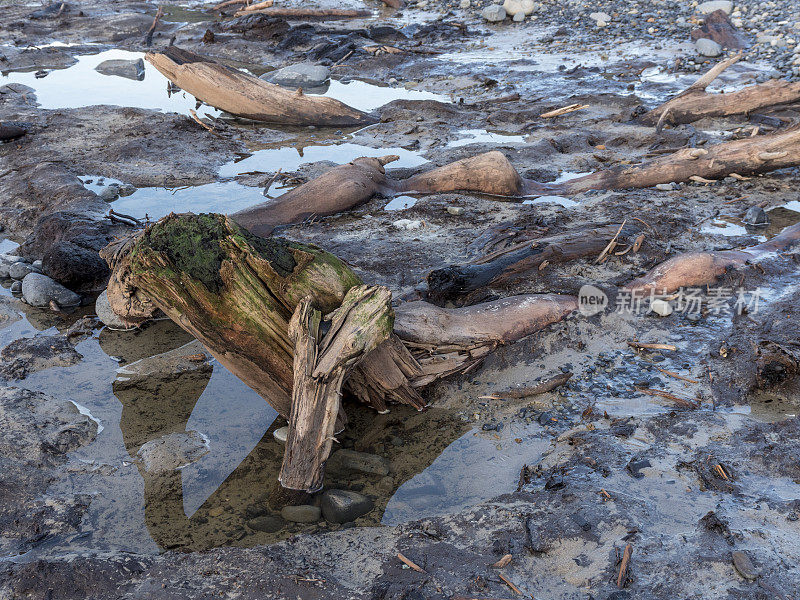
[101,213,423,418]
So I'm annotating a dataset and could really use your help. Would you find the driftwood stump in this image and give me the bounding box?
[101,213,423,418]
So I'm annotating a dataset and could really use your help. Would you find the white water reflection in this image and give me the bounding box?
[382,425,549,525]
[219,142,428,177]
[446,128,526,148]
[182,369,278,518]
[523,194,578,208]
[1,48,449,116]
[0,49,221,117]
[384,195,418,210]
[81,175,268,221]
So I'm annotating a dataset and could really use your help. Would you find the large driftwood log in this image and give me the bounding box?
[232,129,800,237]
[230,151,543,236]
[145,46,375,126]
[557,125,800,194]
[280,286,393,493]
[232,7,371,18]
[101,213,423,418]
[426,223,641,304]
[641,54,800,129]
[625,222,800,295]
[395,295,577,347]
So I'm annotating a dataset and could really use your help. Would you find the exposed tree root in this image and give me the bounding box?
[556,125,800,194]
[425,223,642,304]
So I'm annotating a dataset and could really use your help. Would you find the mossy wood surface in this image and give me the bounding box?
[104,213,424,416]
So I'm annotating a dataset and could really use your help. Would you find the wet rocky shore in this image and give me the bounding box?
[1,0,799,598]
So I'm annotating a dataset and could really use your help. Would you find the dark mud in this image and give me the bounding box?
[1,0,800,598]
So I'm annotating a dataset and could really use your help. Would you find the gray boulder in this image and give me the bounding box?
[481,4,506,21]
[260,63,330,89]
[21,273,81,307]
[94,58,145,81]
[320,489,374,523]
[96,289,134,330]
[8,261,38,280]
[743,205,769,226]
[696,38,723,57]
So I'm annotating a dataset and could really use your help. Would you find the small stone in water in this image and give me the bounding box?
[513,11,524,21]
[655,183,676,191]
[447,206,464,215]
[742,205,769,226]
[459,0,470,7]
[273,426,289,443]
[281,505,321,523]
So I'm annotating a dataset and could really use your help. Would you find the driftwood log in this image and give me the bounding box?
[625,222,800,295]
[101,213,423,420]
[233,129,800,237]
[145,46,375,126]
[557,125,800,194]
[641,53,800,129]
[231,7,371,18]
[230,151,541,236]
[425,223,642,304]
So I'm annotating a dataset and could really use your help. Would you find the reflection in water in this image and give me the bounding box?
[0,49,221,117]
[0,49,447,117]
[218,142,428,178]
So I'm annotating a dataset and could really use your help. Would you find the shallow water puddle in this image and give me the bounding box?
[446,128,526,148]
[384,195,419,210]
[82,139,428,219]
[82,176,269,221]
[382,424,549,525]
[0,287,546,555]
[218,141,428,177]
[317,79,449,112]
[523,194,578,208]
[1,48,448,116]
[0,49,221,117]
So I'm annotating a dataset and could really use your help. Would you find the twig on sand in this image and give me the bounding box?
[627,341,677,352]
[478,372,572,400]
[145,6,164,47]
[596,220,626,263]
[497,573,523,596]
[636,387,698,409]
[617,544,633,588]
[397,553,426,573]
[189,108,219,136]
[540,103,589,118]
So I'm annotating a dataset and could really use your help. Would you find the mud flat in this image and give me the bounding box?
[1,0,800,598]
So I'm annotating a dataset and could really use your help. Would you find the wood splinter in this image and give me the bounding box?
[279,286,394,493]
